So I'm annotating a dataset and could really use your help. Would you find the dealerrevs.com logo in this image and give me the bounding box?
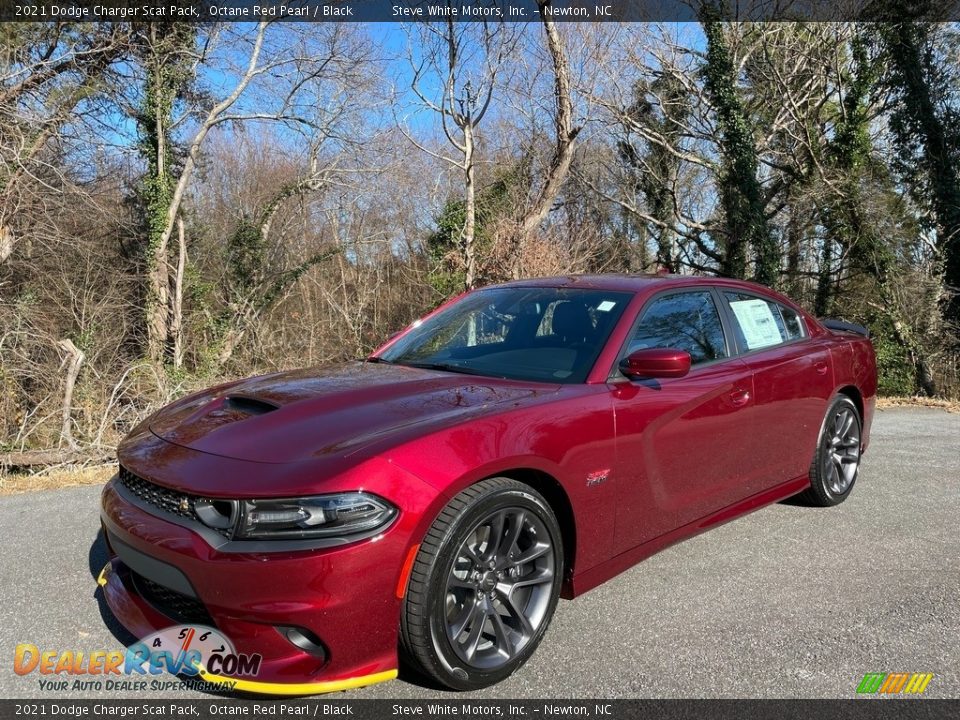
[857,673,934,695]
[14,625,261,692]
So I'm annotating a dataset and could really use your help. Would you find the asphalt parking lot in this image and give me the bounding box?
[1,407,957,699]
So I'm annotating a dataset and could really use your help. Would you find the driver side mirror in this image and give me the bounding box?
[619,348,691,379]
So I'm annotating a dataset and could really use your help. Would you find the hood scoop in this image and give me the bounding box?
[179,395,279,432]
[224,395,279,416]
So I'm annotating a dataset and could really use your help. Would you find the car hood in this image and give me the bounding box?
[148,362,556,464]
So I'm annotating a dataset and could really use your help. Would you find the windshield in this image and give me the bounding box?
[379,287,633,384]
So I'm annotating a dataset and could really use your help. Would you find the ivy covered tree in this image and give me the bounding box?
[616,75,691,272]
[700,12,776,285]
[133,22,197,365]
[879,18,960,323]
[818,34,938,395]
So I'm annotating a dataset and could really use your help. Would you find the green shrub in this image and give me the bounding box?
[870,317,917,396]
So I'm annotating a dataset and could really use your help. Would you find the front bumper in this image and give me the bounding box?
[98,461,437,696]
[96,560,397,695]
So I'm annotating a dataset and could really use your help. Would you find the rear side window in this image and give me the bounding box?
[779,305,805,340]
[627,290,729,365]
[723,292,805,351]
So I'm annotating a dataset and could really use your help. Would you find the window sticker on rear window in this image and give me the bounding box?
[596,300,616,312]
[729,299,784,350]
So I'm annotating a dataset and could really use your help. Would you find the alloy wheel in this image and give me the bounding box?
[823,405,861,495]
[443,508,556,670]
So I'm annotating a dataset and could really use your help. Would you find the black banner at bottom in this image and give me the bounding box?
[0,700,957,720]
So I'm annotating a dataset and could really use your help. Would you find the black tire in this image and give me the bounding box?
[797,395,862,507]
[400,478,563,690]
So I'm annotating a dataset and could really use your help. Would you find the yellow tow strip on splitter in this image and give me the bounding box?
[197,667,398,696]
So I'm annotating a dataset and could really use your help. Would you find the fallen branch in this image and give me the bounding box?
[0,448,114,471]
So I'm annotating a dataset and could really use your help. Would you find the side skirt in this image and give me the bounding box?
[565,474,810,598]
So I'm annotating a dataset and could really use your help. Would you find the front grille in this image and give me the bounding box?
[118,466,197,521]
[117,466,232,538]
[131,571,214,626]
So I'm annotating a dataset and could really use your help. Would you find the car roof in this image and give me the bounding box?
[486,273,780,295]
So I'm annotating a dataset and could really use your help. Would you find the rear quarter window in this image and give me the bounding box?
[723,292,805,352]
[778,305,804,340]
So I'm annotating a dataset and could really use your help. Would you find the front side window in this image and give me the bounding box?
[723,292,806,351]
[626,290,729,365]
[380,287,632,383]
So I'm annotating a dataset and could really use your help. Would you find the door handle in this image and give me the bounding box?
[729,389,751,407]
[814,361,829,376]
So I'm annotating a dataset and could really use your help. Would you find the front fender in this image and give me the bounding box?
[385,393,617,577]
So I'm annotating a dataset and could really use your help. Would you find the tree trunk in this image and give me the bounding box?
[143,26,171,364]
[57,339,84,451]
[0,224,11,265]
[463,124,477,289]
[814,239,834,317]
[512,7,579,275]
[894,318,938,397]
[655,228,676,274]
[149,23,267,305]
[633,219,650,272]
[786,202,803,298]
[145,240,170,363]
[139,23,266,363]
[170,216,187,369]
[217,325,247,368]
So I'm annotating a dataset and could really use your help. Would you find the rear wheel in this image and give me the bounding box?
[798,395,862,506]
[400,478,563,690]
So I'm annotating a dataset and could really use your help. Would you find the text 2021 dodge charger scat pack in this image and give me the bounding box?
[99,274,876,695]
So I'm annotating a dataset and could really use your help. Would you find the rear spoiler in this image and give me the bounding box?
[820,318,870,338]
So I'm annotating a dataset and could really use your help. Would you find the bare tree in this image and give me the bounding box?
[186,27,384,369]
[129,22,372,364]
[0,23,132,265]
[513,5,580,253]
[587,24,843,280]
[401,17,518,289]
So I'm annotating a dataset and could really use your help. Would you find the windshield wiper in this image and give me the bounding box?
[364,356,393,364]
[401,361,492,377]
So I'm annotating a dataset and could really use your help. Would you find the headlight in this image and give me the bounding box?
[234,492,396,540]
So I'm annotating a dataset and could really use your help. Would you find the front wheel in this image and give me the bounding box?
[400,478,563,690]
[799,395,862,507]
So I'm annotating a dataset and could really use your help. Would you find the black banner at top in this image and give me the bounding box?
[0,0,958,22]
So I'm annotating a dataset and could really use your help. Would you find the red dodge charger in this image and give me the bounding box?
[99,274,877,695]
